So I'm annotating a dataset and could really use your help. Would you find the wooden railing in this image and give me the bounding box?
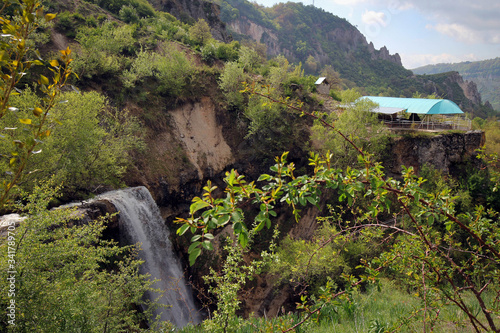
[382,116,471,131]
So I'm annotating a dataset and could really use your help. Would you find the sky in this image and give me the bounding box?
[250,0,500,69]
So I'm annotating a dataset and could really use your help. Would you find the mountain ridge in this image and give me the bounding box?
[412,58,500,112]
[213,0,495,117]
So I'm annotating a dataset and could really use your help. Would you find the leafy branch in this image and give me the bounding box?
[175,81,500,332]
[0,1,76,208]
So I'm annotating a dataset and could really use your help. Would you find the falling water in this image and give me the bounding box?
[97,186,201,328]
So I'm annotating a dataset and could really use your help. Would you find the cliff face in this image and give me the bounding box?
[124,97,241,221]
[229,19,280,54]
[228,15,402,67]
[147,0,232,42]
[385,131,485,177]
[460,79,482,105]
[412,58,500,112]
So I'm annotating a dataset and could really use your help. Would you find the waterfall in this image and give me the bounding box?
[97,186,201,328]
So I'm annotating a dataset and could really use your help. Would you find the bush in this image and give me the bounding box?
[218,62,246,109]
[0,90,143,197]
[311,88,389,167]
[121,46,194,97]
[0,182,155,332]
[119,5,139,24]
[72,23,136,79]
[55,11,87,38]
[201,43,217,64]
[216,41,240,62]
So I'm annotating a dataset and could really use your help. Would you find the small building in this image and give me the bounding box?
[361,96,471,131]
[315,77,330,95]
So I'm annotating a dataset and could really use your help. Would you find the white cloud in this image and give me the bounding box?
[400,0,500,44]
[362,10,389,27]
[401,53,478,69]
[428,23,479,44]
[427,23,500,44]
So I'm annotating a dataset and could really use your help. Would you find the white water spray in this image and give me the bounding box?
[97,186,201,327]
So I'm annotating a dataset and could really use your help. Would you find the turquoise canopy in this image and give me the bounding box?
[362,96,463,115]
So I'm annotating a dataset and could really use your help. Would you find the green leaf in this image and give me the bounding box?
[204,233,214,240]
[227,170,236,186]
[231,210,242,223]
[39,74,49,85]
[306,196,317,206]
[188,241,201,254]
[217,214,230,226]
[189,248,201,266]
[191,235,201,242]
[255,220,265,232]
[238,231,249,248]
[257,174,271,181]
[202,240,214,250]
[233,221,242,234]
[190,199,210,215]
[445,221,452,231]
[176,224,189,236]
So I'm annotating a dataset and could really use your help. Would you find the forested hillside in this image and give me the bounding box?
[0,0,500,332]
[413,58,500,112]
[215,0,496,118]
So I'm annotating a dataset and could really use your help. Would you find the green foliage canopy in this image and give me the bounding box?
[0,90,142,197]
[0,182,155,332]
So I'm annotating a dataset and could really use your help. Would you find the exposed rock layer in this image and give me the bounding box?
[386,130,485,177]
[147,0,231,42]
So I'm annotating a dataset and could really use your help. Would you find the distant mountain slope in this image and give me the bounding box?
[215,0,496,117]
[413,58,500,112]
[219,0,410,92]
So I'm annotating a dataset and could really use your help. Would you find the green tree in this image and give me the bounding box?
[0,182,155,332]
[218,61,246,110]
[121,45,193,97]
[0,3,154,332]
[72,22,135,79]
[188,19,212,46]
[0,0,74,208]
[311,88,388,167]
[176,86,500,332]
[237,45,262,71]
[0,90,143,197]
[119,5,139,24]
[305,55,318,74]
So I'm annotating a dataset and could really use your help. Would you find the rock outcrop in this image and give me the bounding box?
[228,15,402,67]
[368,43,402,66]
[385,130,485,177]
[148,0,231,42]
[460,79,482,105]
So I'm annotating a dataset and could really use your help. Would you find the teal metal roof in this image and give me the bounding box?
[362,96,463,115]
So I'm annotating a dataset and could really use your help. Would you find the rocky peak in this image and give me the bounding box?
[372,45,402,66]
[461,79,482,105]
